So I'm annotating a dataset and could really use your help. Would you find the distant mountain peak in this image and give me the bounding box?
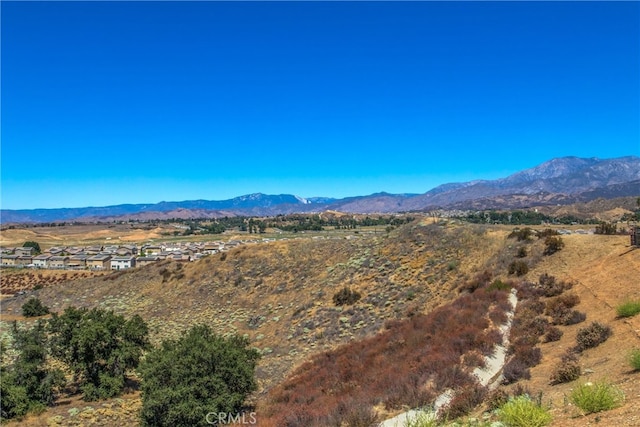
[2,155,638,223]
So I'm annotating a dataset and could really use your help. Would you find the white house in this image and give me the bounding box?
[110,256,136,270]
[33,254,51,268]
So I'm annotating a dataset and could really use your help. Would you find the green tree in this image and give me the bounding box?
[139,324,260,427]
[48,307,150,401]
[22,241,42,255]
[22,297,50,317]
[0,321,65,420]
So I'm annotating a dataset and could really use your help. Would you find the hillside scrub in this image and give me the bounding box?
[258,286,511,426]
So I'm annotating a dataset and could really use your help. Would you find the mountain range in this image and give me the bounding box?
[2,156,638,223]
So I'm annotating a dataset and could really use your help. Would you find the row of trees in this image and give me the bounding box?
[168,214,416,235]
[462,210,598,225]
[1,301,260,425]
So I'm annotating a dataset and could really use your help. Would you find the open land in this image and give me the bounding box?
[0,218,638,426]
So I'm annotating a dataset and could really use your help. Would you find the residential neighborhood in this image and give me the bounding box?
[0,239,253,271]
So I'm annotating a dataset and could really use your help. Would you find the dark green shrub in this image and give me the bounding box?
[1,321,65,421]
[488,279,512,292]
[22,241,42,255]
[139,325,260,427]
[333,287,361,306]
[21,298,50,317]
[49,307,149,401]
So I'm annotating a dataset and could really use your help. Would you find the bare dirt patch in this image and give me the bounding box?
[511,234,640,427]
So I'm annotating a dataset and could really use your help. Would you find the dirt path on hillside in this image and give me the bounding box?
[379,290,519,427]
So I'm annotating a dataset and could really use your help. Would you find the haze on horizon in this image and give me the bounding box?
[1,2,638,210]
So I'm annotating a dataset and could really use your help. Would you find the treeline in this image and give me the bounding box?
[265,214,415,233]
[461,210,599,225]
[164,214,415,235]
[1,299,259,425]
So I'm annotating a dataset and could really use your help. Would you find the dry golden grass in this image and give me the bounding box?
[0,223,174,248]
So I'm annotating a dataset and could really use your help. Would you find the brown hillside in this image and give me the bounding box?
[1,220,502,425]
[1,223,638,426]
[511,233,640,427]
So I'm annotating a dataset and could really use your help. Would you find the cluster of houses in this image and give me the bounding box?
[0,240,247,271]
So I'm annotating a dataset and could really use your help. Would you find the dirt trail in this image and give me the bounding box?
[379,290,519,427]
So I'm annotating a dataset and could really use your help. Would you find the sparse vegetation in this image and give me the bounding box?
[616,299,640,318]
[0,217,636,426]
[570,381,625,414]
[497,395,552,427]
[260,286,510,426]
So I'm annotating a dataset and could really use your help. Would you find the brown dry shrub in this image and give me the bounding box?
[575,322,612,353]
[550,351,581,385]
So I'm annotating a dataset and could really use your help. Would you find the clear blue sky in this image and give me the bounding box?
[2,1,638,209]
